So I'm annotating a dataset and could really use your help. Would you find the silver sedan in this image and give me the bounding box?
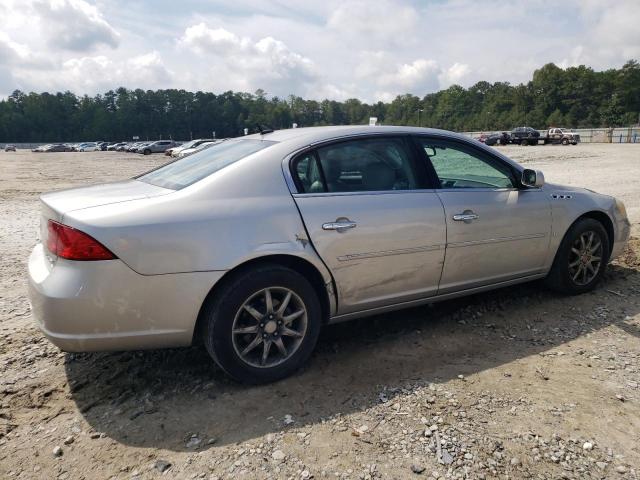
[28,126,630,383]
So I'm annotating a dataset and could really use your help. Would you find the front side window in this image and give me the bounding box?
[138,139,276,190]
[294,137,418,193]
[418,139,515,189]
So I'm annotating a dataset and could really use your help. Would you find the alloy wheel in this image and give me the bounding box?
[568,230,603,286]
[231,287,308,368]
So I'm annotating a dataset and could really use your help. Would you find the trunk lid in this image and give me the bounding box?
[38,180,173,255]
[40,180,173,218]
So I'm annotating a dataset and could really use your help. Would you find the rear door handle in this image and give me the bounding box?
[322,219,357,231]
[453,211,479,222]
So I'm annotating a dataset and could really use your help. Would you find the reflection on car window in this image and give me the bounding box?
[138,139,277,190]
[296,138,418,193]
[295,153,324,193]
[418,139,514,189]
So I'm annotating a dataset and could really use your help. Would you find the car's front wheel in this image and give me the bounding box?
[203,265,322,383]
[545,218,610,294]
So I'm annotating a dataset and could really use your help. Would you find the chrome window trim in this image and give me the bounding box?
[291,189,439,199]
[437,187,519,193]
[280,130,528,195]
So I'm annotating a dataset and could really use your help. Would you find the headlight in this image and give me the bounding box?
[615,198,628,219]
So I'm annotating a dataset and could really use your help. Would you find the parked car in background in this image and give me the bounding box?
[164,142,184,156]
[4,144,16,152]
[542,128,580,145]
[511,126,540,145]
[107,142,126,151]
[32,144,71,153]
[77,142,99,152]
[127,142,147,152]
[137,140,178,155]
[97,142,109,151]
[485,132,511,146]
[170,139,214,157]
[28,125,630,383]
[177,141,219,157]
[116,143,132,151]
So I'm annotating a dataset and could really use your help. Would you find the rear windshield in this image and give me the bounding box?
[137,139,277,190]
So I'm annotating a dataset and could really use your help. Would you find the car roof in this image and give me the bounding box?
[243,125,474,147]
[240,125,525,173]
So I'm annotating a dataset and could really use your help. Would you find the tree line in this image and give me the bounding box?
[0,60,638,142]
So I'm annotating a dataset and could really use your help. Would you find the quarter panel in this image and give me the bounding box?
[62,144,329,278]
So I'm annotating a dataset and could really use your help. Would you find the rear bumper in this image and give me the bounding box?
[28,244,225,352]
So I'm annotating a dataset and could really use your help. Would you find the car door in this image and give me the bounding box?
[290,136,446,314]
[414,136,551,294]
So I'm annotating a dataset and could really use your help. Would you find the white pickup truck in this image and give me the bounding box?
[540,128,580,145]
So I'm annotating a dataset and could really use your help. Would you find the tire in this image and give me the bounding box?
[202,264,322,384]
[520,139,527,146]
[561,138,569,145]
[545,218,610,294]
[143,149,151,155]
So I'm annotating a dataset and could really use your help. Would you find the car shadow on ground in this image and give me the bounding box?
[65,264,640,451]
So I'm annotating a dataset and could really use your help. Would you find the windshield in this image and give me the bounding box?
[137,139,277,190]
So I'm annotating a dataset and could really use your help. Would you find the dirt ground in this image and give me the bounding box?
[1,144,639,480]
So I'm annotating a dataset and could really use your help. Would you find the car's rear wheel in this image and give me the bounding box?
[545,218,610,294]
[202,265,322,384]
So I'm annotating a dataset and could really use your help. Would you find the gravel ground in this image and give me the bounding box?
[1,144,639,479]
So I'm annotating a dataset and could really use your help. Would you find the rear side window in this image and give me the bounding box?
[294,137,419,193]
[295,153,325,193]
[138,139,276,190]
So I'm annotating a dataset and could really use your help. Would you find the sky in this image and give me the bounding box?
[0,0,638,102]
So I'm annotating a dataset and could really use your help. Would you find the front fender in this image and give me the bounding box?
[544,183,628,267]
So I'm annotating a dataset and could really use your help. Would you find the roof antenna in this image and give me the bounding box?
[256,124,274,135]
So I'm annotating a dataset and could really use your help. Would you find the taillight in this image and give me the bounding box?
[46,220,116,261]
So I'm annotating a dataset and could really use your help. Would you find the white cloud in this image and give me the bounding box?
[34,0,120,51]
[180,24,243,55]
[439,63,471,88]
[380,59,441,90]
[179,23,318,95]
[327,0,418,47]
[357,53,472,101]
[57,51,172,91]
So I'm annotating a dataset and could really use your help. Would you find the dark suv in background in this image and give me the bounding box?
[510,126,540,145]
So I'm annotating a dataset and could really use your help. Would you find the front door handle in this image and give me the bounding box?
[453,211,479,222]
[322,219,357,232]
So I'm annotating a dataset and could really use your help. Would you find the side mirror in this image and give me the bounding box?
[521,169,544,188]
